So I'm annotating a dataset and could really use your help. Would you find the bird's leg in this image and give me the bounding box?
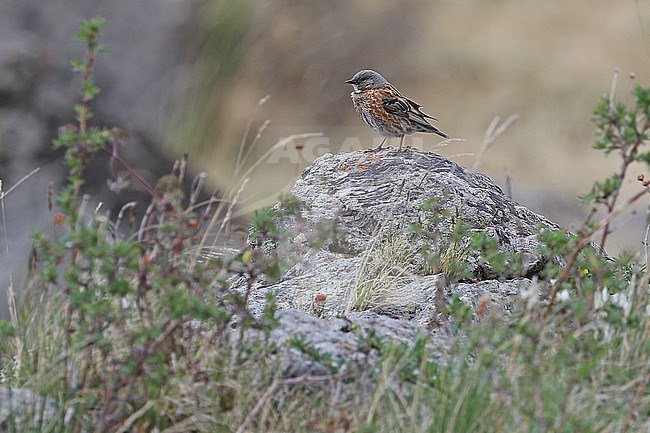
[367,137,387,152]
[398,135,405,150]
[375,137,387,150]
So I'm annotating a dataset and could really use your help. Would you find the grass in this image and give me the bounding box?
[347,229,418,314]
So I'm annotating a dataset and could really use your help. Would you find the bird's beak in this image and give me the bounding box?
[344,78,355,85]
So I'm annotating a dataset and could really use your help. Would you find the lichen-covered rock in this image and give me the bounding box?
[239,149,563,377]
[246,308,452,378]
[253,150,561,280]
[292,150,560,255]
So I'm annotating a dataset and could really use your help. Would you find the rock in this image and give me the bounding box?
[247,308,452,378]
[254,149,560,275]
[240,149,561,376]
[294,150,558,249]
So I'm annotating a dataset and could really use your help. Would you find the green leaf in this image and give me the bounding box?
[71,58,85,72]
[82,80,101,97]
[636,151,650,166]
[74,17,108,42]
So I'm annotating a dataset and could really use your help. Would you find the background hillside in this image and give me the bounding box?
[171,0,650,251]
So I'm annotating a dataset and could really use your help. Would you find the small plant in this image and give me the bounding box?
[312,293,327,317]
[468,229,526,279]
[437,239,471,277]
[414,198,474,282]
[347,229,417,313]
[586,69,650,250]
[0,18,280,432]
[542,71,650,313]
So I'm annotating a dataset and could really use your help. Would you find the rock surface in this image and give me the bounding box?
[260,309,452,378]
[241,149,559,376]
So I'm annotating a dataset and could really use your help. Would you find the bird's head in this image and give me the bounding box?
[345,69,388,93]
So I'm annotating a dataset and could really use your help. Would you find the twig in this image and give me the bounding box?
[189,172,208,208]
[138,203,155,242]
[609,67,620,113]
[472,115,518,171]
[100,147,155,197]
[643,216,650,269]
[178,153,188,184]
[114,202,137,239]
[79,51,96,132]
[598,68,646,251]
[114,401,154,433]
[187,193,223,215]
[77,194,91,230]
[0,168,41,199]
[87,201,103,228]
[235,95,270,178]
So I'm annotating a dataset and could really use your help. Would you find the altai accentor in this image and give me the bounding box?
[345,69,448,151]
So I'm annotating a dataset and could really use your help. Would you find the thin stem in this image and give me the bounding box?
[79,40,97,133]
[100,147,155,197]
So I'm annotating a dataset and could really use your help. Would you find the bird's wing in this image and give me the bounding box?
[382,96,438,129]
[405,97,438,121]
[381,96,411,115]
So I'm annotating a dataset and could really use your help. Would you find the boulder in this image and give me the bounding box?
[240,149,560,375]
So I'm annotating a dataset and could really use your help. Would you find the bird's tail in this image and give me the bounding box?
[405,106,449,139]
[422,123,449,139]
[409,113,449,138]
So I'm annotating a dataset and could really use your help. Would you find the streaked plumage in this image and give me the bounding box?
[345,69,448,150]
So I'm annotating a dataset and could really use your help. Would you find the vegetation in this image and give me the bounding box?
[1,18,649,433]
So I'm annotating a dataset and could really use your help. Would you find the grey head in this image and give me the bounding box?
[345,69,388,93]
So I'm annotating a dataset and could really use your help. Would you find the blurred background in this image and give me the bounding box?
[2,0,650,316]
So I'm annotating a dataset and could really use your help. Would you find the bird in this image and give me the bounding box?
[345,69,448,151]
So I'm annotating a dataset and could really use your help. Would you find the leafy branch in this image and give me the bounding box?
[585,70,650,250]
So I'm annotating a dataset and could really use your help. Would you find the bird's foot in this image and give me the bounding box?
[387,146,409,155]
[365,137,388,153]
